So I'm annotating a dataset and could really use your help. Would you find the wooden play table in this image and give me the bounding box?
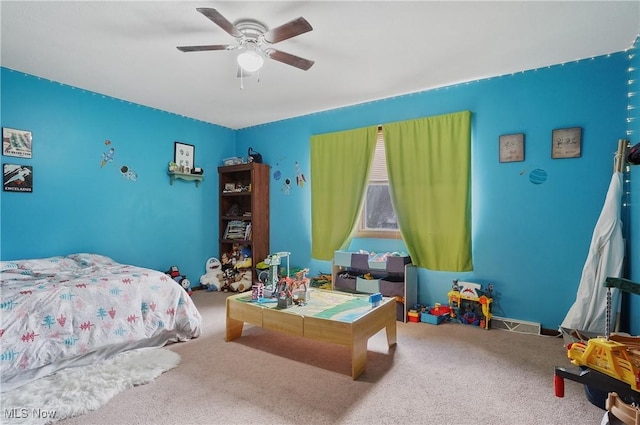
[225,289,397,380]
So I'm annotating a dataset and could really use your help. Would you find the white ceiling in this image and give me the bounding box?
[1,1,639,129]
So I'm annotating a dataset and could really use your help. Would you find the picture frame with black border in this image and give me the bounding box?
[174,142,195,170]
[552,127,582,159]
[2,127,33,158]
[3,163,33,192]
[499,133,525,163]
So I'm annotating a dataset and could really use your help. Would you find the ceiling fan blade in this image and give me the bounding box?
[262,17,312,44]
[266,49,314,71]
[196,7,242,38]
[177,45,231,52]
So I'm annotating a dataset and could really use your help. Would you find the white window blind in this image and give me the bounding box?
[369,128,388,182]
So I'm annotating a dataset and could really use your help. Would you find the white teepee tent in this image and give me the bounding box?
[560,141,627,339]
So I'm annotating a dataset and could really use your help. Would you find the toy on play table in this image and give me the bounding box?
[290,268,310,305]
[261,251,290,298]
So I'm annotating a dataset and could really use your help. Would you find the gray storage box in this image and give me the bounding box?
[380,278,404,297]
[334,273,357,292]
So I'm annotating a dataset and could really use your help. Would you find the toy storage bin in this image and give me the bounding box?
[334,272,357,292]
[379,276,404,297]
[386,255,411,273]
[421,312,446,325]
[350,253,370,270]
[334,251,353,268]
[356,276,380,294]
[366,253,389,270]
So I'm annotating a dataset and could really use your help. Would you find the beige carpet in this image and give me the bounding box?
[61,290,605,425]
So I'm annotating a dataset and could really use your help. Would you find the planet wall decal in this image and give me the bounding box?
[529,168,548,185]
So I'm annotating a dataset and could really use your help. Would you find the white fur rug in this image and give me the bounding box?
[1,348,180,425]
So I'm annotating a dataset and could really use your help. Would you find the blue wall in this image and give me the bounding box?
[0,69,235,282]
[237,52,633,331]
[2,45,637,332]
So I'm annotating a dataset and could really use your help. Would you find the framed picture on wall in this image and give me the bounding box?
[552,127,582,159]
[3,163,33,192]
[499,133,525,163]
[2,127,32,158]
[174,142,195,171]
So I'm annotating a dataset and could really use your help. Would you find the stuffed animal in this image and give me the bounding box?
[234,269,253,292]
[166,266,192,295]
[234,256,252,270]
[200,257,223,291]
[217,268,252,292]
[219,268,239,292]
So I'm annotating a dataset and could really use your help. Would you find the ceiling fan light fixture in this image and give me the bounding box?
[237,50,264,73]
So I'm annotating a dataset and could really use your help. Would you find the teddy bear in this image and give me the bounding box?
[199,257,223,291]
[234,269,253,292]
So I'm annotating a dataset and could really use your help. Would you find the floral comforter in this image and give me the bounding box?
[0,253,202,391]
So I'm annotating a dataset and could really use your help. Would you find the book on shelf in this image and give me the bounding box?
[224,220,248,240]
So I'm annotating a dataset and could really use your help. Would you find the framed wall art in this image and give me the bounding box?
[2,127,32,158]
[174,142,195,171]
[3,163,33,192]
[552,127,582,159]
[499,133,525,163]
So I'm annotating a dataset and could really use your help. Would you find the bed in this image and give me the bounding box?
[0,253,202,392]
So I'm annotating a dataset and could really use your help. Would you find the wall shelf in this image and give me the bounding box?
[168,171,204,187]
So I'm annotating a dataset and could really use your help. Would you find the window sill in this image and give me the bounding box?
[354,230,401,239]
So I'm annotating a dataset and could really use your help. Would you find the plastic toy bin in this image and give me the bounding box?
[421,312,446,325]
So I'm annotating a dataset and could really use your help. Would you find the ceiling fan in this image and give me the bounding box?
[177,8,314,74]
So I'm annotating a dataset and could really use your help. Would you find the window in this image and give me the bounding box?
[356,128,400,238]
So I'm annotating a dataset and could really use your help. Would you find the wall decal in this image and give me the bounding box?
[100,147,115,167]
[99,139,137,182]
[3,164,33,192]
[295,161,306,188]
[120,165,138,181]
[281,178,291,195]
[2,127,32,158]
[529,168,548,185]
[272,157,286,180]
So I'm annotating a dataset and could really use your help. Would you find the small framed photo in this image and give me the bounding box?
[2,127,32,158]
[552,127,582,159]
[499,133,525,163]
[174,142,195,169]
[3,163,33,192]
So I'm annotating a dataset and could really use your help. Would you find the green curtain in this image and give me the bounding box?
[383,111,472,271]
[310,126,378,260]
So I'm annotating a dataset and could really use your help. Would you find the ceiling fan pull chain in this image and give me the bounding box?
[240,67,244,90]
